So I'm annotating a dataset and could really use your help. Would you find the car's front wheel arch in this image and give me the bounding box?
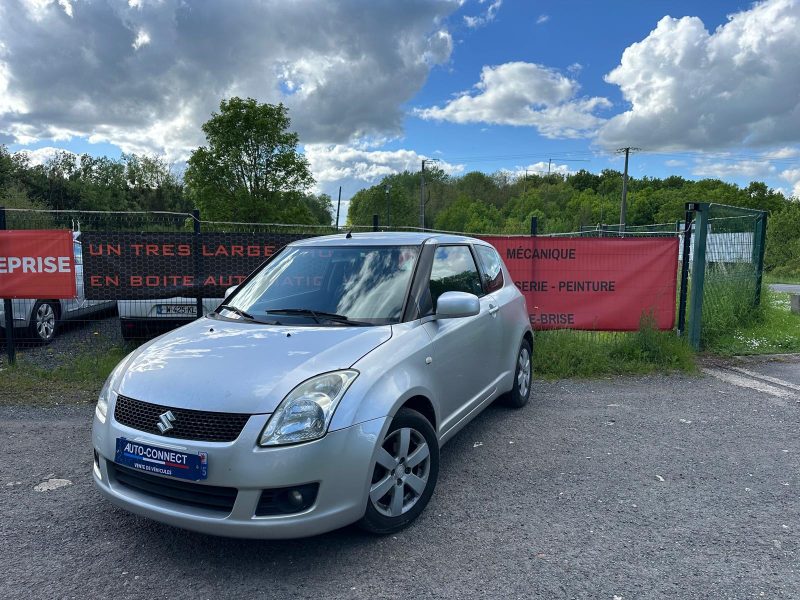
[358,407,440,535]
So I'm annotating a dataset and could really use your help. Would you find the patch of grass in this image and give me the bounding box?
[0,345,131,405]
[700,265,762,348]
[535,317,696,379]
[705,291,800,356]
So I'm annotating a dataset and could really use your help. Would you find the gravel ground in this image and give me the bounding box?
[1,370,798,600]
[0,313,123,371]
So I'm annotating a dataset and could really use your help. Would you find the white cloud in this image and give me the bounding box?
[504,161,572,178]
[566,62,582,75]
[665,159,687,167]
[780,168,800,198]
[305,142,464,188]
[415,62,610,138]
[464,0,502,29]
[764,146,800,159]
[692,158,776,179]
[599,0,800,150]
[536,14,549,25]
[0,0,460,159]
[132,30,150,50]
[57,0,72,18]
[13,146,78,166]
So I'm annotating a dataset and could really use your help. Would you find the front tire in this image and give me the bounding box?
[359,408,439,534]
[28,300,59,344]
[500,337,532,408]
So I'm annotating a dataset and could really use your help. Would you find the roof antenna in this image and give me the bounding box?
[345,229,353,239]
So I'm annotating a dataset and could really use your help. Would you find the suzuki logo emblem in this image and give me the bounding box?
[157,410,176,433]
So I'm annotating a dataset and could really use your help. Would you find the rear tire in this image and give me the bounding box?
[28,300,59,344]
[358,408,439,535]
[500,337,532,408]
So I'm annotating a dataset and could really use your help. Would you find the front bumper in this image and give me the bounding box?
[92,408,388,539]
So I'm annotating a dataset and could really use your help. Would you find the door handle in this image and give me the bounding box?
[488,304,499,315]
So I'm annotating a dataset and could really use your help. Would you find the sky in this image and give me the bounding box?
[2,0,800,224]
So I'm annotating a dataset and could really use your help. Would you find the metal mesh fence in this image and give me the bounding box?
[2,205,752,370]
[693,203,767,348]
[0,209,337,370]
[578,223,683,238]
[675,203,767,350]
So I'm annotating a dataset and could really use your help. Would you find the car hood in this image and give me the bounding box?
[114,317,392,414]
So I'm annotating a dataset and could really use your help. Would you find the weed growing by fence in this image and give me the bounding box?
[535,317,695,379]
[704,291,800,356]
[700,263,763,348]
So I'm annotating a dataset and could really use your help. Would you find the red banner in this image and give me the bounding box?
[0,230,76,299]
[481,236,679,331]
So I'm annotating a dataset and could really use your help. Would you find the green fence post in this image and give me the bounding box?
[687,203,709,351]
[1,206,16,365]
[752,211,768,306]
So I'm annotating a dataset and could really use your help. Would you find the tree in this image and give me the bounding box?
[765,203,800,276]
[185,98,313,223]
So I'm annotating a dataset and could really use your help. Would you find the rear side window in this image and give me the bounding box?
[475,245,504,293]
[429,245,484,308]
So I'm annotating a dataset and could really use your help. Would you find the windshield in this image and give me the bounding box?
[223,245,420,325]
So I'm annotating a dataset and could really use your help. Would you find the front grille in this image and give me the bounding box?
[110,463,237,513]
[114,395,250,442]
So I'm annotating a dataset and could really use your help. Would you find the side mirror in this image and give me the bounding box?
[435,291,480,319]
[225,285,239,298]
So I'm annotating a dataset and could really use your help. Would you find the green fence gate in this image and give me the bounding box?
[684,203,768,350]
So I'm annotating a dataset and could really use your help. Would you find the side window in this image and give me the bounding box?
[428,245,484,309]
[475,245,504,293]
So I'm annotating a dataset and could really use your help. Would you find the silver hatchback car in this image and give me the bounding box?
[92,232,533,538]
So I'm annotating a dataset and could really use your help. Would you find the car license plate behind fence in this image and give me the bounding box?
[156,304,197,316]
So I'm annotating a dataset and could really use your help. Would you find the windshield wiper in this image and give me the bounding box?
[266,308,371,326]
[217,304,256,321]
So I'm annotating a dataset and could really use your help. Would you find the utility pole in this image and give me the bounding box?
[523,169,529,195]
[420,158,439,230]
[384,184,391,229]
[547,158,552,175]
[616,147,640,232]
[336,186,342,230]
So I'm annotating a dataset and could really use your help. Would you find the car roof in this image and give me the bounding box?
[289,231,492,247]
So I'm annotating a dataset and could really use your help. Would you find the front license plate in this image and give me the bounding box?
[114,438,208,481]
[156,304,197,316]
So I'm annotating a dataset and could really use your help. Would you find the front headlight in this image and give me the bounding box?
[96,374,114,423]
[259,370,358,446]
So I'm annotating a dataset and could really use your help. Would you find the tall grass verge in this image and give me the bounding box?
[704,290,800,355]
[535,316,695,379]
[0,345,132,405]
[700,264,763,348]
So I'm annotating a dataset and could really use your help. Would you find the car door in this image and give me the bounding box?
[422,244,503,435]
[474,243,514,358]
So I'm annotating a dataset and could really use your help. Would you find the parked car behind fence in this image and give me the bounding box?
[117,297,222,341]
[0,233,115,343]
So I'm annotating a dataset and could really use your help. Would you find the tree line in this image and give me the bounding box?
[1,97,798,275]
[347,167,800,276]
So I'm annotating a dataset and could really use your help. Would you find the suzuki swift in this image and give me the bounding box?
[92,232,533,538]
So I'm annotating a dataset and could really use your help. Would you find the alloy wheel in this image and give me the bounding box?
[517,346,531,398]
[36,303,56,341]
[369,427,431,518]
